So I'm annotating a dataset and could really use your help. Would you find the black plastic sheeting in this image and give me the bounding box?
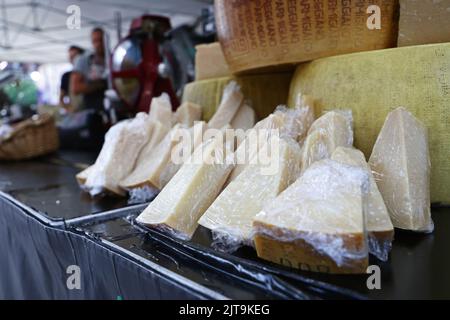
[0,196,222,299]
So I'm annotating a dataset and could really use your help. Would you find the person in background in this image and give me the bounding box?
[59,45,84,112]
[70,27,107,111]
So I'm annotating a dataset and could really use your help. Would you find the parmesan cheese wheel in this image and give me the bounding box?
[215,0,399,73]
[288,43,450,203]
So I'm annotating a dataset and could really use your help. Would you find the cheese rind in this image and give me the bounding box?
[136,134,234,239]
[215,0,399,73]
[208,81,243,129]
[288,43,450,203]
[331,146,394,261]
[195,42,231,80]
[369,107,433,232]
[253,159,370,274]
[199,136,302,248]
[301,111,353,173]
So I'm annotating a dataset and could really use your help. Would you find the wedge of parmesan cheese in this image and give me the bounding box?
[253,159,370,274]
[136,132,234,239]
[120,124,184,190]
[230,102,256,131]
[369,107,433,232]
[175,101,202,127]
[76,165,94,186]
[301,111,353,173]
[149,93,173,127]
[207,81,243,129]
[331,146,394,261]
[199,136,302,249]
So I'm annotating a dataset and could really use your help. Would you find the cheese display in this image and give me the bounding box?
[148,93,173,127]
[369,107,434,232]
[253,159,370,274]
[182,72,293,121]
[300,111,353,173]
[215,0,399,73]
[195,42,231,80]
[207,81,243,129]
[398,0,450,47]
[331,147,394,261]
[288,43,450,203]
[159,121,207,188]
[199,136,302,250]
[174,101,202,127]
[120,124,184,191]
[85,113,153,196]
[136,133,234,239]
[230,103,255,131]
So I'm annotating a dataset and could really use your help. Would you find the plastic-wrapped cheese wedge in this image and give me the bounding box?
[149,93,173,126]
[215,0,399,73]
[174,101,202,127]
[136,132,234,240]
[331,147,394,261]
[275,103,315,144]
[158,121,207,188]
[208,81,243,129]
[253,159,370,274]
[120,124,184,191]
[369,107,433,232]
[76,165,94,186]
[300,111,353,173]
[199,135,302,251]
[230,102,255,131]
[287,43,450,203]
[226,113,285,184]
[85,113,153,196]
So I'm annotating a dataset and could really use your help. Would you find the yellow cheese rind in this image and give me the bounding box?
[331,146,394,261]
[199,136,302,248]
[182,72,293,121]
[288,43,450,203]
[136,134,234,239]
[253,159,370,274]
[195,42,231,80]
[215,0,399,73]
[369,107,433,232]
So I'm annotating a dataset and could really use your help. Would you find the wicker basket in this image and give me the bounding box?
[0,113,59,160]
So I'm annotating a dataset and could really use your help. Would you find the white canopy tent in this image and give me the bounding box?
[0,0,212,63]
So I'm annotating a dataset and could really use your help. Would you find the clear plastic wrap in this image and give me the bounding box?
[198,135,302,252]
[331,146,394,261]
[84,113,153,196]
[253,159,370,274]
[136,131,235,240]
[148,93,173,126]
[369,107,434,233]
[127,185,160,204]
[300,110,354,173]
[207,81,243,129]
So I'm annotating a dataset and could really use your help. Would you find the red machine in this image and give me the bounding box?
[110,15,179,114]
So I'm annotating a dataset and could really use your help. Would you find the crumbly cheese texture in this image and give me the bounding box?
[136,134,234,239]
[253,159,370,274]
[331,146,394,261]
[120,124,184,190]
[300,111,353,173]
[369,107,433,232]
[207,81,243,129]
[175,101,202,127]
[85,113,153,196]
[199,136,302,246]
[288,43,450,203]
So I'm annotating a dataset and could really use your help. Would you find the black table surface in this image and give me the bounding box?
[1,150,449,299]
